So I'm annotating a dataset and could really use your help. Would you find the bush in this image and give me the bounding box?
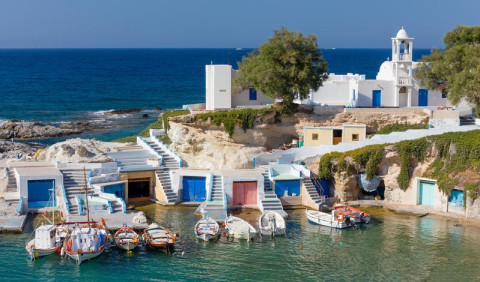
[376,123,428,135]
[195,107,280,138]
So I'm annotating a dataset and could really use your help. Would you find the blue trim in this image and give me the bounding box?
[16,197,24,214]
[61,184,70,215]
[252,157,256,168]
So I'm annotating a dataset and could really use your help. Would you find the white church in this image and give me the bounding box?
[205,27,449,111]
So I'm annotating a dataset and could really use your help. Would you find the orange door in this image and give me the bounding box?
[233,182,257,205]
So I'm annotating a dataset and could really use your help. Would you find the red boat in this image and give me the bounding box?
[332,204,371,224]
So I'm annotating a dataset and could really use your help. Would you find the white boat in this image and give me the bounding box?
[195,216,220,241]
[143,223,176,251]
[64,222,109,265]
[305,209,355,229]
[258,211,286,237]
[25,184,69,260]
[114,225,140,251]
[225,215,257,241]
[63,169,109,265]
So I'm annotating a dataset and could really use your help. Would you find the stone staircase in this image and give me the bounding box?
[257,166,287,217]
[155,168,177,204]
[143,138,181,169]
[61,169,86,215]
[210,175,223,201]
[302,178,325,210]
[110,150,156,168]
[6,169,17,193]
[201,175,227,222]
[460,116,476,126]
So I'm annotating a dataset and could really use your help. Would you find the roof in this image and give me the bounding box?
[395,27,412,40]
[15,167,62,177]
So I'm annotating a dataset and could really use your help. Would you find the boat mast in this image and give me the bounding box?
[52,183,55,223]
[83,168,90,227]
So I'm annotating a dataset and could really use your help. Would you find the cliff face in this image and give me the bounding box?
[167,108,430,170]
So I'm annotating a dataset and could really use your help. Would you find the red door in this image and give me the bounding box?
[233,182,257,205]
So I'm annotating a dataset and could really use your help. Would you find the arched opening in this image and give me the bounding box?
[399,87,408,107]
[399,86,407,94]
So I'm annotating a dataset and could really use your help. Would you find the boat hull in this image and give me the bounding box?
[196,233,218,242]
[26,246,57,260]
[229,231,256,241]
[116,241,138,251]
[306,211,353,229]
[66,247,105,265]
[260,228,286,237]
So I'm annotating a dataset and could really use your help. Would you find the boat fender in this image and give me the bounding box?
[60,246,65,256]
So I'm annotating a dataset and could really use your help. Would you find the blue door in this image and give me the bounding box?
[103,183,125,199]
[419,181,435,206]
[448,190,464,207]
[249,87,257,100]
[275,180,300,197]
[182,176,206,202]
[372,90,381,107]
[419,89,428,106]
[28,179,55,208]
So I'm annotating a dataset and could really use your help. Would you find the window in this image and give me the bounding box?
[442,90,448,98]
[249,88,257,100]
[312,133,318,140]
[352,134,359,141]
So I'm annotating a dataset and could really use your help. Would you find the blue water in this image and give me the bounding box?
[1,206,480,281]
[0,48,432,141]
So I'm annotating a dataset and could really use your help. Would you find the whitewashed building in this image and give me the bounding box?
[303,27,449,108]
[206,28,452,110]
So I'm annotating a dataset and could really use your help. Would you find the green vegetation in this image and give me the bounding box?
[416,25,480,113]
[234,27,328,113]
[162,109,190,133]
[113,109,189,143]
[319,130,480,195]
[195,107,280,138]
[376,123,429,135]
[464,183,478,207]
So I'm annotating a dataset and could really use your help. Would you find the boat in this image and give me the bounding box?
[225,215,257,241]
[64,221,109,265]
[63,169,109,265]
[194,216,220,241]
[25,184,69,260]
[305,209,355,229]
[114,225,140,251]
[258,211,286,237]
[143,223,176,251]
[332,204,371,224]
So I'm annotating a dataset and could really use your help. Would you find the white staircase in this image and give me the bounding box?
[6,169,17,193]
[257,166,287,218]
[61,169,86,215]
[302,178,326,210]
[201,175,227,222]
[155,168,177,204]
[143,137,181,169]
[109,150,156,168]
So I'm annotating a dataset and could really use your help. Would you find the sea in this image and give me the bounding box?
[2,205,480,281]
[0,48,432,143]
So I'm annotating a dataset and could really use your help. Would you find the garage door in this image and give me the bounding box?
[275,180,301,197]
[128,178,150,199]
[28,179,55,208]
[183,176,206,202]
[419,181,435,206]
[233,181,257,206]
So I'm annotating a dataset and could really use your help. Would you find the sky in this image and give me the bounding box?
[0,0,479,49]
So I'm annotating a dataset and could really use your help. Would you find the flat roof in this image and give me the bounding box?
[221,169,263,178]
[15,167,62,177]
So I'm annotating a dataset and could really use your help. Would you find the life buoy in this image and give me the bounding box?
[337,214,344,222]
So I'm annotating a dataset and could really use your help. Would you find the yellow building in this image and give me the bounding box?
[303,124,366,146]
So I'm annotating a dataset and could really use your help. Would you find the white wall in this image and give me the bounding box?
[357,80,396,107]
[222,172,264,206]
[205,65,232,110]
[310,81,351,105]
[170,169,212,202]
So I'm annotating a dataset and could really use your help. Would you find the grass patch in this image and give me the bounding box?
[113,109,190,143]
[376,122,428,135]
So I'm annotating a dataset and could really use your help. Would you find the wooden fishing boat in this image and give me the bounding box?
[63,169,109,265]
[332,204,371,224]
[305,209,355,229]
[194,216,220,241]
[258,211,286,237]
[225,215,257,241]
[143,223,176,251]
[114,225,140,251]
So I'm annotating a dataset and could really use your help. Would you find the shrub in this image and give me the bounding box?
[376,122,428,135]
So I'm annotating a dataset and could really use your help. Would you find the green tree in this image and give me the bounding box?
[416,25,480,115]
[233,27,328,113]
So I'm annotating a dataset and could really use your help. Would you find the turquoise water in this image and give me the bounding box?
[1,205,480,281]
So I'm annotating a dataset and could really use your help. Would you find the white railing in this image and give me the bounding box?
[151,135,183,168]
[397,76,411,85]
